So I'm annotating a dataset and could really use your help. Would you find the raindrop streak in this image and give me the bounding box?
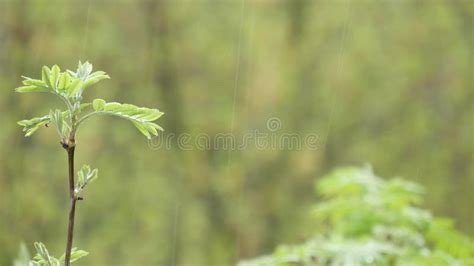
[322,0,352,152]
[229,0,250,262]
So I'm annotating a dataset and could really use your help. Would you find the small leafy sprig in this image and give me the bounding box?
[74,165,98,198]
[28,242,88,266]
[16,61,164,265]
[17,61,164,143]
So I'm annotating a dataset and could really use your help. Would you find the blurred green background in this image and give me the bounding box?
[0,0,472,265]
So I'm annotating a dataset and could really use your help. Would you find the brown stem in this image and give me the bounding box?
[64,145,76,266]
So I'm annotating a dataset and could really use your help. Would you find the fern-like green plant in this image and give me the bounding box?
[16,61,164,265]
[239,166,474,266]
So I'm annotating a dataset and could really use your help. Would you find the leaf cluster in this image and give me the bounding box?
[74,165,98,197]
[239,166,474,266]
[16,61,164,142]
[14,242,88,266]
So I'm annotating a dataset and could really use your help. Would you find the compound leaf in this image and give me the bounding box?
[75,165,98,195]
[17,115,51,137]
[83,71,110,89]
[16,77,50,93]
[32,242,60,266]
[91,99,164,139]
[59,248,89,264]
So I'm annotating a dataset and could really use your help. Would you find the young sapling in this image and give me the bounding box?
[16,61,164,265]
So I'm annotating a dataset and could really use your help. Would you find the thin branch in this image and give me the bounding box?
[64,145,77,266]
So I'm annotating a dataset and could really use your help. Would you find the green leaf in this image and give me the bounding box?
[58,72,70,92]
[15,85,49,93]
[31,242,87,265]
[90,100,164,139]
[48,109,71,139]
[15,77,50,93]
[132,121,152,139]
[49,110,62,132]
[92,99,106,111]
[67,62,109,92]
[33,242,52,265]
[67,78,83,96]
[50,65,60,90]
[77,169,85,189]
[17,115,51,137]
[22,76,47,87]
[75,165,99,194]
[75,61,93,80]
[83,71,110,89]
[59,248,89,264]
[69,249,89,263]
[41,66,52,88]
[88,169,99,184]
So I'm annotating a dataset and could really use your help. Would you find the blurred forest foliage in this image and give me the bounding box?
[240,167,474,265]
[0,0,472,265]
